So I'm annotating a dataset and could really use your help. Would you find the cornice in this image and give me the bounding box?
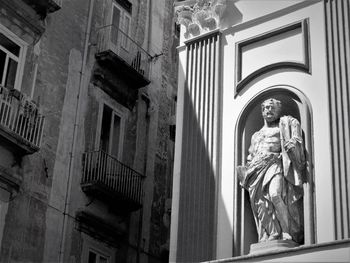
[0,0,45,37]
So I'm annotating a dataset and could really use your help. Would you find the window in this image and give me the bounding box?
[0,187,10,247]
[122,15,130,49]
[81,233,115,263]
[111,1,131,50]
[98,103,125,160]
[88,250,109,263]
[0,24,26,91]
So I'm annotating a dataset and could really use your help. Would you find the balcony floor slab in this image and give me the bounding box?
[81,181,142,213]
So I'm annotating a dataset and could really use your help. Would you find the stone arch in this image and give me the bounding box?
[233,85,315,256]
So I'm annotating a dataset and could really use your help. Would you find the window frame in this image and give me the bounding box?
[81,233,115,263]
[88,248,110,263]
[110,1,131,51]
[121,13,131,50]
[0,188,10,247]
[95,100,126,161]
[0,23,27,91]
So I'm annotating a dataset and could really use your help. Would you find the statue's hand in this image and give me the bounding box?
[284,138,297,152]
[236,166,247,185]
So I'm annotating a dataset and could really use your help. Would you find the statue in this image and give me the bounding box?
[237,98,305,244]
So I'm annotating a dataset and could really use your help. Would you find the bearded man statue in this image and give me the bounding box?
[237,98,305,244]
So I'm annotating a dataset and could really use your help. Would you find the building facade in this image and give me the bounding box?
[0,0,178,262]
[171,0,350,262]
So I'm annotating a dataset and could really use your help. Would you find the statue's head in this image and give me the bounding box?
[261,98,282,123]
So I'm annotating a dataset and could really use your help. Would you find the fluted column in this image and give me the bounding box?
[171,30,221,262]
[324,0,350,240]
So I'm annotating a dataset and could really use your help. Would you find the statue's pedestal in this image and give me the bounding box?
[250,240,299,254]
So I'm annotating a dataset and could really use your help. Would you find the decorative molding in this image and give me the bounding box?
[235,19,310,97]
[221,239,350,262]
[184,28,220,45]
[175,0,226,39]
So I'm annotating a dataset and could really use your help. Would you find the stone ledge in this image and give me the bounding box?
[204,239,350,262]
[75,211,126,247]
[249,240,298,254]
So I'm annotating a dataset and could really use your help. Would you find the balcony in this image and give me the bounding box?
[76,211,126,247]
[0,86,45,154]
[22,0,62,16]
[81,150,145,213]
[95,25,151,88]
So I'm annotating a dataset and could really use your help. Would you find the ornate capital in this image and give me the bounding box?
[175,0,226,39]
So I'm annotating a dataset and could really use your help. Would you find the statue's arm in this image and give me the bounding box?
[283,117,305,170]
[247,132,258,164]
[292,118,303,141]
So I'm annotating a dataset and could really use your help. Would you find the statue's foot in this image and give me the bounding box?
[282,232,292,240]
[267,233,280,241]
[260,232,269,242]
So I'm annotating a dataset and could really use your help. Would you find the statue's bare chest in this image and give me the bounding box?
[253,127,281,153]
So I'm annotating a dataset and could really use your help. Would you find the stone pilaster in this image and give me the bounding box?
[170,28,222,262]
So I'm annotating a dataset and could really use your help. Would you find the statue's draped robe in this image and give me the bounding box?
[240,116,305,243]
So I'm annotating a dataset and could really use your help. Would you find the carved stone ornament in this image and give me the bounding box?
[175,0,226,39]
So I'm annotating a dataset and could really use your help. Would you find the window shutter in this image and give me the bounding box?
[111,6,121,45]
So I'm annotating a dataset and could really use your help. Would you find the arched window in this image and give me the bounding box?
[233,86,315,256]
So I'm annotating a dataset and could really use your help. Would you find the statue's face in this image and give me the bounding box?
[262,101,280,123]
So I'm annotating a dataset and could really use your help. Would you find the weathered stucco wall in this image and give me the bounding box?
[0,0,178,262]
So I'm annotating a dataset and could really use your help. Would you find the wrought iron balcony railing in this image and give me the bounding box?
[96,25,152,80]
[0,86,44,153]
[82,150,145,210]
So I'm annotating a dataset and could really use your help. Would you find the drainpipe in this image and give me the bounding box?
[58,0,95,262]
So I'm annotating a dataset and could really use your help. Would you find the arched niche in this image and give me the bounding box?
[233,86,315,256]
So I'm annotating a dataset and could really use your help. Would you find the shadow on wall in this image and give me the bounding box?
[174,74,232,262]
